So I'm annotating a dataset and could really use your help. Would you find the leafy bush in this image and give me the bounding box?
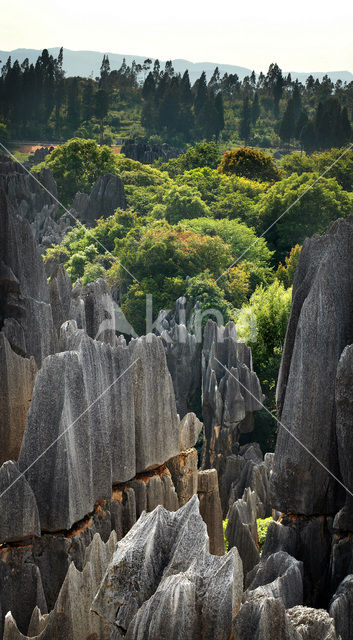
[163,185,211,224]
[218,147,281,182]
[223,519,229,553]
[276,244,302,287]
[32,138,118,205]
[258,172,352,262]
[158,142,222,177]
[237,281,292,451]
[257,517,272,551]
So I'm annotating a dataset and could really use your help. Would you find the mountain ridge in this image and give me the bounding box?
[1,47,352,85]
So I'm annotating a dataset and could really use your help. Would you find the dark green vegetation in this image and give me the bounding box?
[41,139,353,451]
[1,50,352,151]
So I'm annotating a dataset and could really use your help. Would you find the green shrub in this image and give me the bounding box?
[257,517,273,551]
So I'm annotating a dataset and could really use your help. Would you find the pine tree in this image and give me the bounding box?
[194,71,208,115]
[81,80,94,121]
[295,109,308,140]
[214,92,225,140]
[142,72,156,101]
[279,98,295,144]
[301,121,317,153]
[292,82,302,121]
[95,88,109,144]
[239,96,251,143]
[251,92,260,124]
[67,77,81,133]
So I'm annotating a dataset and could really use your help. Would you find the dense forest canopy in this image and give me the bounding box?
[0,49,352,151]
[39,137,353,450]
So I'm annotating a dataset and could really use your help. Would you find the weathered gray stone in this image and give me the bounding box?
[2,531,117,640]
[0,334,37,465]
[121,140,180,164]
[0,188,55,366]
[70,173,126,225]
[178,412,203,450]
[129,334,179,473]
[48,264,72,338]
[245,552,303,609]
[17,328,179,531]
[226,488,260,578]
[262,517,333,608]
[197,469,225,556]
[92,495,243,638]
[334,344,353,531]
[166,448,199,507]
[272,216,353,515]
[161,319,202,419]
[0,461,40,544]
[329,574,353,640]
[81,277,118,345]
[0,547,47,636]
[286,606,338,639]
[202,320,263,481]
[234,597,301,640]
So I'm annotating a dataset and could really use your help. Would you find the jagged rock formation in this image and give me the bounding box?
[329,574,353,640]
[121,139,180,164]
[197,469,225,556]
[234,551,340,639]
[92,495,243,639]
[158,297,202,418]
[0,188,56,365]
[167,447,199,507]
[0,157,71,248]
[18,325,179,531]
[244,551,303,609]
[2,531,117,640]
[268,216,353,618]
[219,443,272,518]
[70,173,126,225]
[27,146,54,166]
[226,487,260,577]
[202,320,263,488]
[272,216,353,515]
[0,334,37,464]
[334,344,353,532]
[0,461,40,543]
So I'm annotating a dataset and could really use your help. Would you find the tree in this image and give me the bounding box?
[218,148,280,182]
[159,142,222,177]
[236,280,292,451]
[161,184,211,224]
[300,121,317,153]
[276,244,302,287]
[67,77,81,133]
[251,93,260,125]
[214,92,225,140]
[239,96,251,143]
[279,99,295,144]
[81,80,95,121]
[32,137,117,205]
[194,71,208,115]
[258,172,352,261]
[95,88,109,144]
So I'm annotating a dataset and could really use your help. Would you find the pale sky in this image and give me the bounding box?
[1,0,353,72]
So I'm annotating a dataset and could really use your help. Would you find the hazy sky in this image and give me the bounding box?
[2,0,353,72]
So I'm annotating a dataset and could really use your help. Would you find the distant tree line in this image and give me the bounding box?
[141,63,224,143]
[0,50,352,150]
